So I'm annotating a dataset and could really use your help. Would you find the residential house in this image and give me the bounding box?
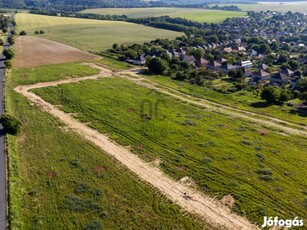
[251,70,270,82]
[232,46,246,52]
[207,61,221,70]
[132,55,146,65]
[183,55,196,65]
[218,63,237,74]
[258,63,269,70]
[240,60,253,68]
[270,73,290,85]
[195,58,209,68]
[281,68,294,77]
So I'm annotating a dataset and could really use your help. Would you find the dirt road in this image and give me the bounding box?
[117,68,307,137]
[14,65,259,230]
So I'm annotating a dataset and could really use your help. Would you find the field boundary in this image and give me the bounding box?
[14,64,259,230]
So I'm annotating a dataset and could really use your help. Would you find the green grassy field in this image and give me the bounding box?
[31,71,307,226]
[5,63,206,229]
[81,7,247,23]
[213,2,307,13]
[144,75,307,126]
[15,13,183,51]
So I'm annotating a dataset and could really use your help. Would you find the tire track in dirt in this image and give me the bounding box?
[14,65,259,230]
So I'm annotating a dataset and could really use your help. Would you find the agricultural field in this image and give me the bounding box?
[14,36,99,68]
[213,2,307,13]
[31,71,307,226]
[145,74,307,126]
[81,7,247,23]
[5,63,206,229]
[14,13,183,52]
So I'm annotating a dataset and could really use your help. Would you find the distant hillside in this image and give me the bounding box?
[0,0,149,10]
[2,0,307,10]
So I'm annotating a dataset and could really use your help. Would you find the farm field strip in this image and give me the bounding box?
[14,65,259,230]
[15,13,183,51]
[117,68,307,137]
[81,7,247,23]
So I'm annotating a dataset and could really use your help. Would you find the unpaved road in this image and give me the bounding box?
[14,65,259,230]
[117,68,307,137]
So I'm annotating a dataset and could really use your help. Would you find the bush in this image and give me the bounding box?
[261,86,281,104]
[39,30,45,34]
[19,30,27,36]
[292,90,301,99]
[35,30,39,34]
[3,49,15,60]
[0,113,22,135]
[4,60,12,69]
[85,220,102,230]
[7,36,14,45]
[0,38,3,46]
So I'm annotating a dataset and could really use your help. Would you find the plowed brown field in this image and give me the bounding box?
[13,36,99,68]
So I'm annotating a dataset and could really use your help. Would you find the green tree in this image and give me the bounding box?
[192,48,204,60]
[3,49,15,60]
[301,92,307,101]
[148,57,168,75]
[297,78,307,91]
[261,86,281,104]
[287,60,300,71]
[0,113,21,135]
[279,90,291,102]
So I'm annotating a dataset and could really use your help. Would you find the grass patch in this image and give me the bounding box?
[12,62,99,85]
[144,75,307,126]
[15,13,183,52]
[81,7,247,23]
[32,75,307,225]
[6,63,206,229]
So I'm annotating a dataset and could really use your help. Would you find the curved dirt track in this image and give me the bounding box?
[117,68,307,137]
[14,64,259,230]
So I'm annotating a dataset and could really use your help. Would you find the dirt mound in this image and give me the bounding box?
[13,36,99,68]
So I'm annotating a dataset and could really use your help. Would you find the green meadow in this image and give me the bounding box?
[30,69,307,226]
[15,13,183,51]
[213,3,307,13]
[144,74,307,126]
[81,7,247,23]
[5,63,206,229]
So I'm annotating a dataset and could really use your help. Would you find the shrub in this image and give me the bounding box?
[3,48,15,60]
[259,175,273,181]
[19,30,27,36]
[35,31,39,34]
[0,113,22,135]
[85,220,102,230]
[0,38,3,46]
[4,60,12,69]
[40,30,45,34]
[257,168,272,175]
